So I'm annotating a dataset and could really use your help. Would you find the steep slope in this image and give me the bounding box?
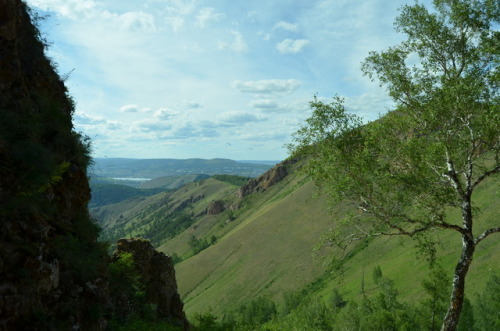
[93,152,500,322]
[172,178,331,315]
[158,159,500,318]
[154,159,335,314]
[95,177,240,249]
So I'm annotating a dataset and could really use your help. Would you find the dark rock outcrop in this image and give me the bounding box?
[206,200,226,215]
[174,194,205,213]
[0,0,110,329]
[0,1,188,330]
[112,238,190,330]
[237,158,298,198]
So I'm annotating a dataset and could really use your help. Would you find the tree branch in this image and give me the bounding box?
[475,227,500,245]
[374,224,431,237]
[434,221,467,235]
[471,165,500,191]
[443,150,466,199]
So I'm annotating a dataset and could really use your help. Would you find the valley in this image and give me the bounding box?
[91,156,500,328]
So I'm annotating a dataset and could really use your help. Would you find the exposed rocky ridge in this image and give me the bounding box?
[112,239,190,330]
[173,194,204,213]
[237,158,298,198]
[206,200,226,215]
[0,1,188,329]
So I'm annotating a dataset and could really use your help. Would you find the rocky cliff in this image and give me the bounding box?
[0,1,188,329]
[237,158,298,198]
[111,239,189,329]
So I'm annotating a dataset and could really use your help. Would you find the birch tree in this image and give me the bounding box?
[290,1,499,330]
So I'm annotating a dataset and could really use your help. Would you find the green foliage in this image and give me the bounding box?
[272,300,333,331]
[53,215,109,282]
[191,312,233,331]
[457,297,475,331]
[169,252,183,265]
[232,266,500,331]
[211,174,252,187]
[188,235,211,255]
[109,252,145,302]
[372,265,383,285]
[108,252,185,330]
[224,296,277,327]
[100,206,196,249]
[290,0,499,329]
[474,273,500,330]
[108,317,181,331]
[282,290,303,315]
[417,264,449,331]
[145,211,195,245]
[89,181,165,208]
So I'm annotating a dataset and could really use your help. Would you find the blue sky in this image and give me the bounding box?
[26,0,431,160]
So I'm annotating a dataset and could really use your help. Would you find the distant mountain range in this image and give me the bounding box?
[90,158,277,179]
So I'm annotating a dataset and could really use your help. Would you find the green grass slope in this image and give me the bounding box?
[311,176,500,305]
[159,162,499,320]
[94,158,499,322]
[159,163,334,316]
[95,177,240,248]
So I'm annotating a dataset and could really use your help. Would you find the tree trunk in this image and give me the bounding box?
[440,234,475,331]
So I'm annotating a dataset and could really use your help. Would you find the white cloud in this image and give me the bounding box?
[273,21,298,32]
[120,104,139,113]
[249,99,278,110]
[106,121,122,130]
[344,92,394,121]
[120,104,153,113]
[276,39,310,54]
[28,0,99,20]
[196,7,224,28]
[118,12,157,32]
[162,0,197,16]
[73,113,106,125]
[218,30,248,53]
[136,120,172,133]
[184,101,203,109]
[233,79,301,95]
[170,123,219,139]
[165,16,185,32]
[219,111,264,126]
[154,108,177,120]
[27,0,420,160]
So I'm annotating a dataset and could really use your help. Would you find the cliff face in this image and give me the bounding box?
[0,1,187,329]
[111,239,190,330]
[0,0,109,329]
[237,158,298,198]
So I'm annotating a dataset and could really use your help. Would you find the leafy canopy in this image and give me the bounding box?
[290,0,499,247]
[290,1,499,329]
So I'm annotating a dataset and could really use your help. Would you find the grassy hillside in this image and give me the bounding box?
[94,177,240,249]
[164,162,500,319]
[169,177,332,315]
[93,157,500,324]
